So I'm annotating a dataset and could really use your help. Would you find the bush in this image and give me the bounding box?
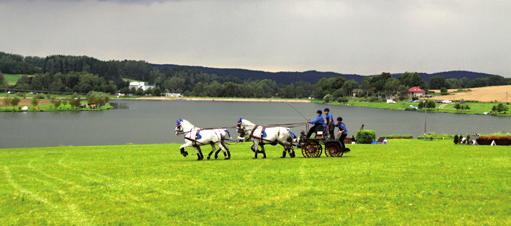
[323,94,333,103]
[417,133,454,140]
[31,97,39,108]
[367,97,380,102]
[356,130,376,144]
[68,94,81,109]
[10,97,20,107]
[34,94,45,99]
[440,88,448,95]
[86,91,110,107]
[335,97,349,103]
[383,134,414,139]
[454,103,470,111]
[491,103,508,113]
[418,100,436,109]
[50,97,62,109]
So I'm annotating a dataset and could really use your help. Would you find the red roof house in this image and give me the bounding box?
[408,86,425,93]
[408,86,425,97]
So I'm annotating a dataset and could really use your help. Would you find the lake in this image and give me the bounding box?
[1,100,510,148]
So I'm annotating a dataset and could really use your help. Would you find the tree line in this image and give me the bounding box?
[1,51,509,99]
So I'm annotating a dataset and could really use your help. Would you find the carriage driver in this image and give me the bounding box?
[336,117,349,147]
[324,108,334,139]
[307,110,326,138]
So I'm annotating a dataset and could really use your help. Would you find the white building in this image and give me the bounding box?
[165,92,183,97]
[129,81,154,91]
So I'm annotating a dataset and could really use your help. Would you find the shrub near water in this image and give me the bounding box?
[356,130,376,144]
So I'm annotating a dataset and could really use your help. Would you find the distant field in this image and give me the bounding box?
[3,74,23,86]
[431,85,511,102]
[0,140,509,225]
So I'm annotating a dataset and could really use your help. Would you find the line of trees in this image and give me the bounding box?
[1,51,509,99]
[13,72,117,94]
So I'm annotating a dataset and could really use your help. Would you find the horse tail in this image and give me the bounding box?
[223,129,231,140]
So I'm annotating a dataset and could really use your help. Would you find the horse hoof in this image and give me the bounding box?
[224,158,230,160]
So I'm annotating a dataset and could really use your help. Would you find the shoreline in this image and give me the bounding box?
[121,96,311,103]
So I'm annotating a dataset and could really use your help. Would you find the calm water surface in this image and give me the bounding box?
[1,100,509,148]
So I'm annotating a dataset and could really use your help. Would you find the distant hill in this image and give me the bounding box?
[153,64,503,84]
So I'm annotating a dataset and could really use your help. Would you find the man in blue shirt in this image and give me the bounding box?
[324,108,334,139]
[336,117,349,147]
[307,110,325,138]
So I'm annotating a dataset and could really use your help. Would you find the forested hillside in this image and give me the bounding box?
[0,51,508,99]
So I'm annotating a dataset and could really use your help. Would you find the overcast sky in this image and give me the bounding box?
[0,0,509,76]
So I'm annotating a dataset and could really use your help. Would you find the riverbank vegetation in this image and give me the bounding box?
[0,140,508,225]
[0,92,112,112]
[1,52,509,116]
[318,97,511,116]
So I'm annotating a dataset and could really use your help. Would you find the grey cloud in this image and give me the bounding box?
[0,0,509,76]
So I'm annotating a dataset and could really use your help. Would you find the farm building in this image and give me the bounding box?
[408,86,425,98]
[128,81,154,91]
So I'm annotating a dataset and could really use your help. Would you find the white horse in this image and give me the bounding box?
[175,119,231,160]
[236,118,297,159]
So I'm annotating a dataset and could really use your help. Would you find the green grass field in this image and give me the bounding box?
[1,140,509,225]
[3,74,23,85]
[328,99,511,116]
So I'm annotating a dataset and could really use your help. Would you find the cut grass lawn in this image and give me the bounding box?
[0,140,509,225]
[3,74,23,86]
[328,99,511,117]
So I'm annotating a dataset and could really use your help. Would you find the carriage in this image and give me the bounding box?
[298,125,350,158]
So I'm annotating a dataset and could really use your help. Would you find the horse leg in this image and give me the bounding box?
[281,144,287,158]
[219,142,230,160]
[260,144,266,159]
[252,141,259,159]
[179,142,192,157]
[221,141,231,159]
[215,142,225,159]
[207,144,216,160]
[214,149,221,159]
[194,146,204,160]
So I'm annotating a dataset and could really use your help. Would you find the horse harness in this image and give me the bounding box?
[184,129,223,146]
[249,125,280,144]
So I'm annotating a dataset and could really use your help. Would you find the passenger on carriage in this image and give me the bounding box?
[336,117,349,147]
[307,110,326,138]
[323,108,335,139]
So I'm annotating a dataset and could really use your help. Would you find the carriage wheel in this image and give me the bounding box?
[326,144,343,157]
[325,141,344,157]
[301,140,322,158]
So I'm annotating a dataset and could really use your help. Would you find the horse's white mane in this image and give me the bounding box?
[240,118,255,126]
[177,119,196,130]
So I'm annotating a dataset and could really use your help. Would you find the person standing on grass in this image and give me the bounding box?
[307,110,325,138]
[336,117,349,148]
[324,108,334,139]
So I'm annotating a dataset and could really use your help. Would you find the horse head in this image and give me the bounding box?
[175,119,195,135]
[236,118,255,138]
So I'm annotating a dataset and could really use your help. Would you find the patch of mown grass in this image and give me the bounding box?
[0,140,509,225]
[3,74,23,86]
[0,102,112,112]
[323,98,511,117]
